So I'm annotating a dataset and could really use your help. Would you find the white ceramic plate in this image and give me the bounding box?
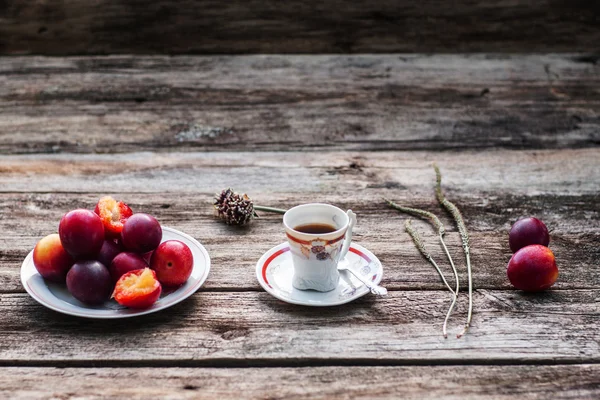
[21,227,210,319]
[256,242,383,306]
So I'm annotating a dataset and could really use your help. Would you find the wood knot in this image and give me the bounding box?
[214,325,250,340]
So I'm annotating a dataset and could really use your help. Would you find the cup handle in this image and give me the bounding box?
[339,210,357,261]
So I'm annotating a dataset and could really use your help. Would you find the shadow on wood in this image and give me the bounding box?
[0,1,599,54]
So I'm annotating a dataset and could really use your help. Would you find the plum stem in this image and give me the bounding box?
[433,164,473,339]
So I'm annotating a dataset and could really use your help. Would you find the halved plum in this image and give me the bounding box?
[94,196,133,239]
[112,268,161,309]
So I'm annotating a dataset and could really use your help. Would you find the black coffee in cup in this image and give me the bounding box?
[294,223,336,234]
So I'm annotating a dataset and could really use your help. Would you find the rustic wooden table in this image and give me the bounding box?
[0,54,599,399]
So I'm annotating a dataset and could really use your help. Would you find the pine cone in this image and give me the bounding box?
[214,188,256,225]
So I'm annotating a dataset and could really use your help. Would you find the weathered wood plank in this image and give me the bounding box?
[1,365,599,399]
[0,192,597,293]
[0,55,598,153]
[1,1,599,54]
[0,150,598,292]
[1,290,599,364]
[0,149,598,195]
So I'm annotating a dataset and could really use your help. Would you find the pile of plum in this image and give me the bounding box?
[507,217,558,291]
[33,197,194,309]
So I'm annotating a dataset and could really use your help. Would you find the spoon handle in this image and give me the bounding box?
[340,267,388,296]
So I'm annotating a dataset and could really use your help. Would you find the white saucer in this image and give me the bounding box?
[21,227,210,319]
[256,242,383,306]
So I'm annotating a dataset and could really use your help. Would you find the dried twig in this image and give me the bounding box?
[433,164,473,338]
[383,199,460,302]
[403,218,458,338]
[254,205,287,215]
[386,197,460,337]
[384,199,445,235]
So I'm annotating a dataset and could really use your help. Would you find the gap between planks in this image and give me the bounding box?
[1,358,600,369]
[4,287,600,295]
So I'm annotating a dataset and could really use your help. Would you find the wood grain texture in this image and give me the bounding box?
[0,150,598,293]
[1,55,599,153]
[1,1,599,54]
[0,54,598,394]
[1,365,599,399]
[1,290,599,364]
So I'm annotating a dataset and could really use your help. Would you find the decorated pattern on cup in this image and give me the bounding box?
[288,234,344,262]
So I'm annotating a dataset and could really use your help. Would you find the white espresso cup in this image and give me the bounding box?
[283,203,357,292]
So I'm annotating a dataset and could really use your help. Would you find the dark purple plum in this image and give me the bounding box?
[109,252,148,283]
[509,217,550,253]
[66,260,112,305]
[121,213,162,253]
[96,240,121,269]
[59,209,105,259]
